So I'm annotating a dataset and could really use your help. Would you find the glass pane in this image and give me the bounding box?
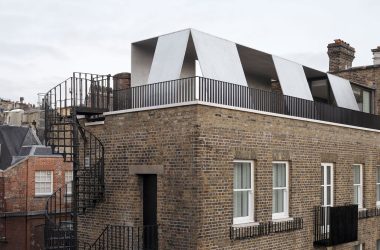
[273,163,286,188]
[377,184,380,202]
[273,189,284,213]
[242,163,251,189]
[353,165,360,184]
[234,162,251,189]
[326,166,331,185]
[321,166,324,185]
[377,166,380,183]
[327,186,331,205]
[234,164,239,189]
[321,186,324,205]
[362,90,370,113]
[377,240,380,250]
[354,186,359,204]
[233,191,249,217]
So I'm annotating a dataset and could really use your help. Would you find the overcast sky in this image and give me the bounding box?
[1,0,379,104]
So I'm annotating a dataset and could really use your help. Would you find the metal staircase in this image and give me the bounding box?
[43,72,111,249]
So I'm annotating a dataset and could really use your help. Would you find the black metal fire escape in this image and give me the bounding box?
[43,72,110,250]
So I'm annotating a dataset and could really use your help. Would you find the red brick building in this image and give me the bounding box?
[0,126,72,250]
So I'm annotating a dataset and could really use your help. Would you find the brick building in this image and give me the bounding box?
[0,125,72,250]
[41,29,380,250]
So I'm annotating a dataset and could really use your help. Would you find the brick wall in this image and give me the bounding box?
[0,156,72,250]
[78,104,380,249]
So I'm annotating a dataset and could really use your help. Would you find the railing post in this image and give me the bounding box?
[195,76,200,100]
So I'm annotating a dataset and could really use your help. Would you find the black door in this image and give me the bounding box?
[143,175,157,249]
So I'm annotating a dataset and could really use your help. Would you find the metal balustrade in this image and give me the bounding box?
[230,218,303,240]
[314,205,358,246]
[44,72,108,250]
[113,77,380,130]
[82,224,158,250]
[358,207,380,219]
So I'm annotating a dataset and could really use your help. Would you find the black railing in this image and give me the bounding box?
[44,72,108,250]
[314,205,358,246]
[0,213,5,241]
[358,207,380,219]
[87,224,158,250]
[44,182,75,250]
[230,218,303,240]
[113,77,380,130]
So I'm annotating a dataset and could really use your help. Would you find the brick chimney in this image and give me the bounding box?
[113,72,131,90]
[327,39,355,72]
[372,46,380,65]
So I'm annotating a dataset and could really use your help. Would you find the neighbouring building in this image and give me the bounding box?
[0,125,72,250]
[41,29,380,250]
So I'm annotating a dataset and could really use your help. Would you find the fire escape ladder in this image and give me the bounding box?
[43,72,110,250]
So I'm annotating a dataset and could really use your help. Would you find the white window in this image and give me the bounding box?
[35,171,53,196]
[233,160,254,224]
[65,171,73,195]
[377,166,380,207]
[353,243,363,250]
[353,164,363,209]
[321,163,334,207]
[272,162,289,220]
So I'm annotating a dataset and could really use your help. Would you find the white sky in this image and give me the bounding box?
[0,0,379,104]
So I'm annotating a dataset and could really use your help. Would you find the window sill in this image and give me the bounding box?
[232,222,259,228]
[358,208,367,212]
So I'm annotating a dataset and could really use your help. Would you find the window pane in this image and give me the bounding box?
[327,186,331,206]
[326,166,331,185]
[377,166,380,183]
[362,90,370,113]
[233,191,249,218]
[273,189,284,213]
[377,240,380,250]
[321,166,324,185]
[353,165,360,184]
[241,163,251,189]
[321,186,324,205]
[234,162,251,189]
[377,184,380,202]
[354,186,359,204]
[273,163,286,188]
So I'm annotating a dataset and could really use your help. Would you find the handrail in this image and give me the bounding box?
[88,224,158,250]
[113,76,380,130]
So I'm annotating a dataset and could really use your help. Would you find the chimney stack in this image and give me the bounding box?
[327,39,355,72]
[372,46,380,65]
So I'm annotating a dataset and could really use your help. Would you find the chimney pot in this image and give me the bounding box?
[372,46,380,65]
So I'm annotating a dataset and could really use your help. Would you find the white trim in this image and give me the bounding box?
[84,121,105,126]
[272,161,289,220]
[233,160,254,225]
[103,101,380,133]
[321,163,334,207]
[353,164,363,209]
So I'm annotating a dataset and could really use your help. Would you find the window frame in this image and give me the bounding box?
[233,160,254,225]
[321,163,334,207]
[35,170,53,196]
[353,164,363,209]
[272,161,289,220]
[65,171,73,195]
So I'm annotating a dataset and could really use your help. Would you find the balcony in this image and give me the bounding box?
[112,77,380,131]
[314,205,358,247]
